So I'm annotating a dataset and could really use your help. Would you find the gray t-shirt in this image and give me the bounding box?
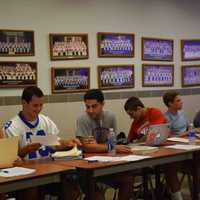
[76,110,117,144]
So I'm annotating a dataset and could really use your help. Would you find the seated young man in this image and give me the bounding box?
[3,86,81,200]
[76,89,133,200]
[124,96,183,200]
[163,91,189,136]
[124,96,166,142]
[163,91,189,200]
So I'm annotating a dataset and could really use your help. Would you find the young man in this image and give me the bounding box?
[3,86,81,200]
[76,89,133,200]
[162,91,189,200]
[124,96,166,142]
[124,96,183,200]
[163,91,189,136]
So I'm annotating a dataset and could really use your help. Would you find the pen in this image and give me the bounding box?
[87,160,98,163]
[1,170,9,173]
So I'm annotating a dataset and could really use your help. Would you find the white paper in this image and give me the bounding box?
[165,144,200,150]
[0,167,35,177]
[84,155,150,162]
[120,155,150,161]
[85,156,123,162]
[167,137,189,143]
[31,135,59,146]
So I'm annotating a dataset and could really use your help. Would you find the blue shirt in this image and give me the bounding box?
[165,110,189,135]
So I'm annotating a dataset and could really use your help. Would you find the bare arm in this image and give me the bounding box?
[79,137,131,153]
[18,143,41,158]
[53,138,82,151]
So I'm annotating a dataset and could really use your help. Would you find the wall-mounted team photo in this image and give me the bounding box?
[142,37,173,61]
[142,64,174,87]
[97,65,134,90]
[51,67,90,93]
[182,65,200,87]
[0,61,37,88]
[0,29,35,56]
[181,39,200,61]
[49,33,89,60]
[97,32,134,58]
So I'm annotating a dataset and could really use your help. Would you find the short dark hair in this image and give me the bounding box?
[163,91,180,107]
[22,86,44,103]
[84,89,104,103]
[124,96,144,111]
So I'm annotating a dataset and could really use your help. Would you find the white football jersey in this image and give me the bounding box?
[4,113,59,160]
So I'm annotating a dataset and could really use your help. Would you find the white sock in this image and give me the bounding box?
[171,191,183,200]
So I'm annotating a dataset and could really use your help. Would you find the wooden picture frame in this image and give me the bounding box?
[182,65,200,87]
[0,61,37,88]
[142,64,174,87]
[181,39,200,61]
[97,32,134,57]
[97,64,134,90]
[142,37,173,61]
[0,29,35,56]
[49,33,89,60]
[51,67,90,93]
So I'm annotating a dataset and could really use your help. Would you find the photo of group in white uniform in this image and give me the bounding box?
[98,33,134,57]
[50,34,88,60]
[142,38,173,61]
[143,64,174,86]
[51,67,90,93]
[182,40,200,61]
[98,65,134,89]
[0,30,34,56]
[0,62,37,88]
[182,65,200,86]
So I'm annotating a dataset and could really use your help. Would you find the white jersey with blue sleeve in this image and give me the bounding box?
[3,113,59,160]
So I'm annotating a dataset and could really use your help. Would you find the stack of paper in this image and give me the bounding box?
[51,146,82,160]
[0,167,35,177]
[166,144,200,150]
[167,137,189,143]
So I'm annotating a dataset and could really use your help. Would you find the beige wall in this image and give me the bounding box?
[0,0,200,138]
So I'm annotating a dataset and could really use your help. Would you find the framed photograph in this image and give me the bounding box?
[142,37,173,61]
[0,61,37,88]
[97,32,134,57]
[182,65,200,87]
[51,67,90,93]
[142,64,174,87]
[97,65,134,90]
[181,39,200,61]
[49,33,89,60]
[0,29,34,56]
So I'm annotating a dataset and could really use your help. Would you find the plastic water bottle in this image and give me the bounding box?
[188,123,196,145]
[107,128,116,156]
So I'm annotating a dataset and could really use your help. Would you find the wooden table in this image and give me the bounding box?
[58,147,200,200]
[0,159,75,196]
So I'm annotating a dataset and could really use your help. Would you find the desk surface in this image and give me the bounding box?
[57,147,191,170]
[0,159,74,183]
[0,146,198,194]
[0,159,75,193]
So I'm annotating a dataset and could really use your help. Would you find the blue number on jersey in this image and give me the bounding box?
[26,130,50,159]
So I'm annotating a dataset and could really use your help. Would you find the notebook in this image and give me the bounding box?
[145,123,170,146]
[0,137,18,168]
